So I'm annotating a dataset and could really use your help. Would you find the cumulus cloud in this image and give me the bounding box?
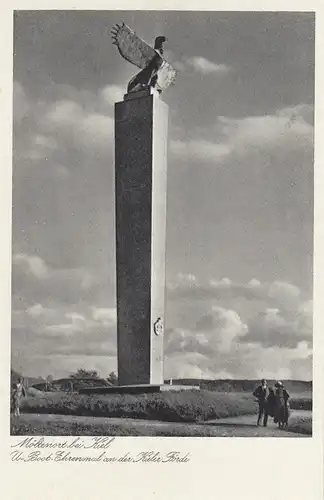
[170,139,231,163]
[165,305,247,360]
[166,352,218,379]
[245,304,312,348]
[171,272,197,286]
[195,306,248,352]
[248,279,262,287]
[92,307,117,326]
[12,300,117,375]
[251,341,312,380]
[12,252,98,305]
[171,104,314,164]
[11,251,119,376]
[13,80,117,174]
[165,333,312,380]
[44,99,114,148]
[174,56,232,75]
[168,275,306,313]
[219,106,313,151]
[12,252,312,380]
[99,85,124,106]
[13,253,49,279]
[164,274,312,379]
[26,303,57,319]
[46,100,82,125]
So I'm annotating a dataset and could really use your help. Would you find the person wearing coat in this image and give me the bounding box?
[273,381,290,427]
[262,388,276,427]
[253,379,269,426]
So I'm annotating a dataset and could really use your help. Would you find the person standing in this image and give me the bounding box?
[274,381,290,427]
[264,388,276,427]
[11,377,26,417]
[253,379,269,426]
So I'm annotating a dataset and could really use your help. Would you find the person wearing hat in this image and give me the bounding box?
[274,381,290,427]
[253,379,269,426]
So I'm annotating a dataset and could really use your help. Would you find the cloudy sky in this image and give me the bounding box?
[12,11,314,380]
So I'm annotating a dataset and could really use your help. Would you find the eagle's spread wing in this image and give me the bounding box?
[111,23,158,69]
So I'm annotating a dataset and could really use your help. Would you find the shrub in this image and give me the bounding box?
[289,397,312,411]
[20,390,257,423]
[26,387,44,398]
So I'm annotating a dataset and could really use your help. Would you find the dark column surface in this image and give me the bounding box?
[115,91,167,386]
[115,94,153,385]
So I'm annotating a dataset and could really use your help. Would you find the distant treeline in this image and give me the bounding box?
[10,368,117,392]
[165,379,312,393]
[11,368,312,395]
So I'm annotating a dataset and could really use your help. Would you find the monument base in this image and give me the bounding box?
[78,384,200,395]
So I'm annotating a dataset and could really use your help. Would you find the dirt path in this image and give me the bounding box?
[14,410,310,437]
[204,410,310,436]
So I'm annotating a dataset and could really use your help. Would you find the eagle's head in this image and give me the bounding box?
[154,36,167,54]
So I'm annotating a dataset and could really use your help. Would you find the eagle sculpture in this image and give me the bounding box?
[111,22,176,94]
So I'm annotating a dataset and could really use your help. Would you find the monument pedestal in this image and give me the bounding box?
[79,384,200,395]
[114,88,168,386]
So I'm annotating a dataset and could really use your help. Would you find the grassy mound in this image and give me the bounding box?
[286,415,312,435]
[20,390,256,422]
[289,396,312,411]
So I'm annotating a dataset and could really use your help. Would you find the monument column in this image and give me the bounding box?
[115,88,168,386]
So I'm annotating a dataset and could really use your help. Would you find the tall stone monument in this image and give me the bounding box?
[112,23,176,386]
